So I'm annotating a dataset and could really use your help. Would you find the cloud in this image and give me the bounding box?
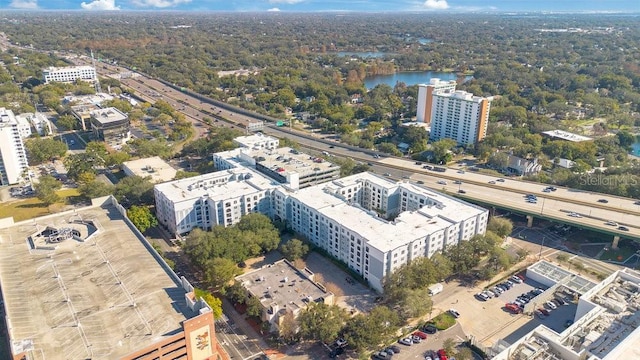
[267,7,281,11]
[81,0,120,10]
[268,0,303,4]
[9,0,38,9]
[132,0,192,7]
[423,0,449,10]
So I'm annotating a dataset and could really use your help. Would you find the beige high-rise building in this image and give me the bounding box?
[429,90,493,145]
[416,78,457,125]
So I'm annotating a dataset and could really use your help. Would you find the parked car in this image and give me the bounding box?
[437,349,449,360]
[492,286,504,295]
[373,351,389,359]
[510,275,523,284]
[398,338,413,346]
[413,331,428,339]
[411,335,422,343]
[546,301,558,310]
[421,324,438,334]
[535,309,546,318]
[555,297,567,306]
[335,338,348,348]
[485,289,497,298]
[389,345,401,353]
[539,308,550,316]
[448,309,461,318]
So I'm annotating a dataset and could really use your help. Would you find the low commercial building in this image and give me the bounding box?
[506,154,542,176]
[89,107,130,146]
[42,65,97,84]
[542,130,592,142]
[493,267,640,360]
[66,93,114,130]
[233,133,279,150]
[235,259,334,334]
[122,156,177,183]
[0,197,227,360]
[272,172,489,292]
[16,112,52,136]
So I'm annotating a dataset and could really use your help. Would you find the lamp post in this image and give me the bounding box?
[458,182,462,193]
[540,197,546,215]
[538,236,545,260]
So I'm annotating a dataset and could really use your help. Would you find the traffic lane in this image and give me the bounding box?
[58,132,85,150]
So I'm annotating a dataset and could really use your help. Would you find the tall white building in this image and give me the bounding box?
[16,113,52,137]
[273,172,488,292]
[14,114,32,139]
[416,78,458,125]
[42,65,97,84]
[429,90,493,145]
[0,108,29,186]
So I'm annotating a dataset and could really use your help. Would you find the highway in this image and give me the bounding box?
[71,55,640,241]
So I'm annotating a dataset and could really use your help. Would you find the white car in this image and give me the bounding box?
[449,309,461,318]
[605,221,618,226]
[546,301,557,310]
[399,338,413,346]
[437,180,447,185]
[568,212,582,218]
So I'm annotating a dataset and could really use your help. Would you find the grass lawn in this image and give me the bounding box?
[0,188,82,222]
[599,246,637,262]
[429,312,456,330]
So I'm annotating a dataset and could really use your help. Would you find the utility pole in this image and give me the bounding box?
[90,49,102,93]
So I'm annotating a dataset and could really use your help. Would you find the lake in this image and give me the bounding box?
[364,71,470,90]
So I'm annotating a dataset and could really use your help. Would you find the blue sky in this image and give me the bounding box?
[3,0,639,12]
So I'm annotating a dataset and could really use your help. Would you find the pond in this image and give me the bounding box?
[364,71,471,90]
[335,51,391,58]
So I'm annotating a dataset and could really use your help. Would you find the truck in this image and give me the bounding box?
[428,283,443,296]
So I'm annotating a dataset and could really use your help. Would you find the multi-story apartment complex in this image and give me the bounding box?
[429,90,493,145]
[416,78,458,125]
[42,65,97,84]
[0,108,29,186]
[154,167,280,235]
[16,112,52,136]
[272,172,488,292]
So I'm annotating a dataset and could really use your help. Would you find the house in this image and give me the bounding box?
[555,158,575,169]
[506,155,542,176]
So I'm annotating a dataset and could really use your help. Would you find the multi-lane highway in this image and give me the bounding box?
[74,55,640,240]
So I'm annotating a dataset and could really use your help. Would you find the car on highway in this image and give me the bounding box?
[329,145,335,148]
[568,212,582,218]
[488,180,496,184]
[384,173,391,177]
[417,180,425,184]
[457,170,465,174]
[453,180,462,184]
[618,226,629,231]
[597,199,609,203]
[605,221,618,226]
[497,178,506,182]
[458,189,466,194]
[437,180,447,185]
[635,201,640,205]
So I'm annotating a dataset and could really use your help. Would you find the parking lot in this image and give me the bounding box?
[386,323,467,360]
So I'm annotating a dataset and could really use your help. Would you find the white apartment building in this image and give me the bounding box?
[0,108,29,186]
[42,65,97,84]
[16,113,52,136]
[416,78,458,125]
[233,132,279,150]
[14,114,32,139]
[273,173,488,292]
[429,90,493,145]
[154,168,280,235]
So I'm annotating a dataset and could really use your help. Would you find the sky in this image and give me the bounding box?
[2,0,639,13]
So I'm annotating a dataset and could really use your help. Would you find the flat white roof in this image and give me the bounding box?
[155,167,280,203]
[434,90,492,103]
[288,172,485,252]
[43,65,95,72]
[63,93,114,106]
[542,130,592,142]
[89,107,128,124]
[122,156,177,183]
[233,133,278,149]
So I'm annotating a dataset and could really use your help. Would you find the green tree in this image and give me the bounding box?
[226,282,248,304]
[174,170,200,179]
[278,312,299,341]
[78,180,115,199]
[236,213,281,252]
[488,152,509,169]
[344,306,400,351]
[443,338,457,357]
[204,257,240,291]
[487,217,514,238]
[397,288,433,319]
[56,114,77,131]
[377,142,402,156]
[25,138,68,165]
[114,175,155,206]
[245,295,263,317]
[279,239,309,261]
[298,303,347,344]
[34,175,62,205]
[104,151,131,167]
[431,138,457,164]
[64,152,102,180]
[127,205,158,233]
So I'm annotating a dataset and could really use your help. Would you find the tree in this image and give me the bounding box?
[204,257,240,291]
[56,114,77,130]
[344,306,400,351]
[487,217,514,238]
[25,138,68,165]
[279,239,309,261]
[226,282,248,304]
[78,180,115,199]
[34,175,62,205]
[456,347,474,360]
[278,312,299,342]
[397,288,433,319]
[194,288,223,319]
[443,338,457,356]
[298,303,347,344]
[114,175,155,206]
[174,170,200,179]
[236,213,280,252]
[245,295,263,317]
[127,205,158,233]
[431,138,457,164]
[488,152,509,169]
[104,151,131,167]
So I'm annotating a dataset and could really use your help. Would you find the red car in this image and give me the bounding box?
[437,349,448,360]
[413,331,428,339]
[505,303,523,314]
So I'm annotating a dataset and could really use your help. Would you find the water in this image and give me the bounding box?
[417,38,433,44]
[336,51,390,59]
[631,140,640,156]
[364,71,470,90]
